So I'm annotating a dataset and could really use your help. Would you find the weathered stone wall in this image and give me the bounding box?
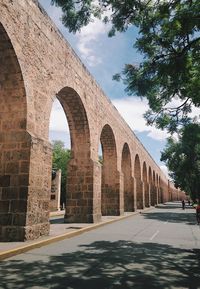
[0,0,185,241]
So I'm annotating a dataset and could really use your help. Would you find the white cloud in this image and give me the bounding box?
[49,99,69,133]
[76,17,110,66]
[112,96,200,141]
[39,0,111,67]
[160,164,169,178]
[112,97,168,141]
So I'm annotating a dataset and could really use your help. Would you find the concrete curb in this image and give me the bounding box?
[0,207,153,261]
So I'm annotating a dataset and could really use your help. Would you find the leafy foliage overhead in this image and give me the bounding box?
[161,123,200,201]
[51,0,200,133]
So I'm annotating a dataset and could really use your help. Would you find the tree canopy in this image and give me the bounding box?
[161,123,200,201]
[51,0,200,133]
[52,140,71,205]
[50,1,200,197]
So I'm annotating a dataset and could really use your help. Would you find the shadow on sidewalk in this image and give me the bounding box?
[1,240,200,289]
[50,217,65,224]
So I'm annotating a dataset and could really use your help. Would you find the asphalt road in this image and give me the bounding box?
[0,202,200,289]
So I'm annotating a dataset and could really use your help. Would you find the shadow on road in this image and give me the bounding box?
[156,203,195,210]
[142,211,196,225]
[1,240,200,289]
[141,203,197,225]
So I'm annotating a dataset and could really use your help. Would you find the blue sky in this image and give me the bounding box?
[39,0,169,176]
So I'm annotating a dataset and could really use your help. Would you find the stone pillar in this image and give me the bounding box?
[149,184,152,206]
[159,187,161,203]
[0,133,52,241]
[101,170,121,216]
[26,136,52,240]
[119,172,124,215]
[64,159,102,223]
[92,161,102,223]
[133,177,137,212]
[142,181,145,209]
[156,187,159,205]
[150,185,156,206]
[50,169,61,211]
[0,131,31,241]
[160,187,163,203]
[136,179,144,209]
[144,182,150,207]
[123,174,135,213]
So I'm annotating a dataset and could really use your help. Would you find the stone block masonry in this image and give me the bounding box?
[0,0,185,241]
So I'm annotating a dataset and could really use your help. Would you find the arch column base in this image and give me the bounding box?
[123,175,135,212]
[0,133,52,241]
[64,159,102,224]
[136,179,144,210]
[150,185,157,206]
[144,183,150,207]
[101,171,121,216]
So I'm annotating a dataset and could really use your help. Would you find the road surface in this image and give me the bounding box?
[0,202,200,289]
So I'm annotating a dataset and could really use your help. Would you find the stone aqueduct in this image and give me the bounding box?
[0,0,185,241]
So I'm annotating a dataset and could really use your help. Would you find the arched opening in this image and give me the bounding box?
[48,87,95,223]
[143,162,149,207]
[134,154,143,209]
[49,99,70,214]
[121,143,134,212]
[156,174,158,187]
[100,124,120,215]
[57,87,91,160]
[0,23,29,241]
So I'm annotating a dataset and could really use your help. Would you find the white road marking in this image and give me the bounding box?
[164,221,168,224]
[150,230,159,241]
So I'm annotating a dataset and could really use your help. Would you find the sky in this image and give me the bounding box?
[39,0,169,176]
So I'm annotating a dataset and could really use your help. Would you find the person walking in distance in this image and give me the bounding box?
[182,200,185,210]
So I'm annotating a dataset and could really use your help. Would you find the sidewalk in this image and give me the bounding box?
[0,208,152,260]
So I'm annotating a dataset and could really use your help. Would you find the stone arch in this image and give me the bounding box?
[0,23,30,241]
[149,167,152,184]
[0,22,27,138]
[142,162,147,183]
[56,87,91,160]
[134,154,143,209]
[156,174,158,187]
[50,87,99,223]
[100,124,120,215]
[143,162,149,207]
[153,171,156,185]
[121,143,134,212]
[134,154,141,179]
